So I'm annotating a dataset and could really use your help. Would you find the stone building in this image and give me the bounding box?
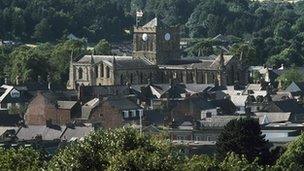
[67,18,248,90]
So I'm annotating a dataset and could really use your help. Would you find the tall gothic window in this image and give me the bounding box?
[95,66,98,78]
[101,63,104,77]
[78,68,83,79]
[106,66,110,78]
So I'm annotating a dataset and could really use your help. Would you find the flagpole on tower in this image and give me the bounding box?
[136,10,143,27]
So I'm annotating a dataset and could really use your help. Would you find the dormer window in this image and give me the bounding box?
[123,111,129,118]
[131,110,136,118]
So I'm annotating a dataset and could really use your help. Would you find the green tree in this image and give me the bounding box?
[220,152,263,171]
[94,39,111,55]
[230,43,257,66]
[50,39,87,85]
[0,147,44,170]
[216,117,271,164]
[7,45,52,84]
[33,19,54,42]
[276,133,304,169]
[267,48,303,67]
[48,128,182,170]
[183,155,219,170]
[276,68,304,89]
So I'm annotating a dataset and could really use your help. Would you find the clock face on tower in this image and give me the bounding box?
[142,33,148,41]
[164,33,171,41]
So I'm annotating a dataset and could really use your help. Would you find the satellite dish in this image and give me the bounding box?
[142,33,148,41]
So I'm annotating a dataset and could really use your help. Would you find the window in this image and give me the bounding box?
[106,66,110,78]
[100,63,104,77]
[123,111,129,118]
[95,66,98,78]
[131,110,136,117]
[78,68,83,79]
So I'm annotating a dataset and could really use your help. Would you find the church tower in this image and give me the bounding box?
[133,18,180,65]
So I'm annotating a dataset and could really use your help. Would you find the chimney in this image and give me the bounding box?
[15,75,20,85]
[4,77,8,84]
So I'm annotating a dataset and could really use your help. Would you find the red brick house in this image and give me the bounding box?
[90,96,143,128]
[24,91,79,126]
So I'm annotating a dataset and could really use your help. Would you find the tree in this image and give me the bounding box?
[50,39,87,85]
[94,39,111,55]
[216,117,271,164]
[33,19,54,42]
[48,128,182,170]
[220,152,263,171]
[276,133,304,169]
[230,43,257,66]
[0,147,44,170]
[276,68,304,89]
[267,48,303,67]
[7,45,52,84]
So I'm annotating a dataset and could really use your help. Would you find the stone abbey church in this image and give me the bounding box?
[67,18,248,90]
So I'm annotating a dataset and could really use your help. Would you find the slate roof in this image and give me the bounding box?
[256,112,291,124]
[0,127,18,136]
[76,55,153,69]
[57,101,77,110]
[77,55,132,64]
[0,113,22,126]
[61,125,94,141]
[115,58,153,69]
[172,96,236,116]
[17,125,66,141]
[200,116,242,128]
[285,82,304,93]
[104,96,142,110]
[270,100,304,114]
[143,18,158,28]
[159,55,234,70]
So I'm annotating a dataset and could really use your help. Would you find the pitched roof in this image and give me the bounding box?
[57,101,77,110]
[256,112,291,124]
[0,127,18,136]
[200,116,242,128]
[17,125,66,141]
[285,81,304,93]
[77,55,153,69]
[272,100,304,114]
[104,96,142,110]
[61,125,93,141]
[143,18,158,28]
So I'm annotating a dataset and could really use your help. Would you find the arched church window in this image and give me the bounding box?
[106,66,110,78]
[101,63,104,77]
[95,66,98,78]
[78,68,83,79]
